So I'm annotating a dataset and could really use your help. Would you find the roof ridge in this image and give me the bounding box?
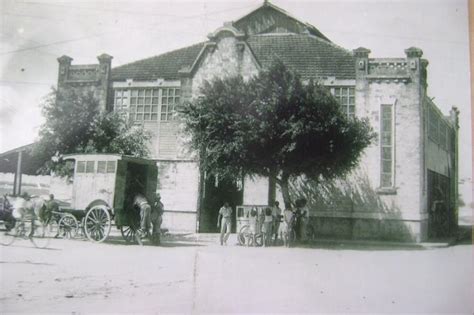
[112,41,208,70]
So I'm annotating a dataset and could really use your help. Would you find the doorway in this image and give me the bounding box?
[198,174,243,233]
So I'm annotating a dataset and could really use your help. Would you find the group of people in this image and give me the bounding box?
[133,192,164,244]
[217,199,309,247]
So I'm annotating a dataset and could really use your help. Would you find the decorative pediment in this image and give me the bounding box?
[207,22,246,40]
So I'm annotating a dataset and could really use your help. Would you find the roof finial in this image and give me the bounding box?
[263,0,270,6]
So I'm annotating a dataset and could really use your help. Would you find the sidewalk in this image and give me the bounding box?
[164,231,468,249]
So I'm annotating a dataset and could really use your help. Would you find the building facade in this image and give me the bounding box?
[55,2,458,241]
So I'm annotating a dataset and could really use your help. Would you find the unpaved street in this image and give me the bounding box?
[0,233,472,314]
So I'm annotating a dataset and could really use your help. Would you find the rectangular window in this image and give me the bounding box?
[438,121,447,150]
[113,87,180,122]
[114,90,129,113]
[85,161,95,173]
[106,161,116,173]
[161,88,181,121]
[76,161,86,173]
[428,106,439,144]
[332,87,355,119]
[97,161,107,173]
[380,105,393,188]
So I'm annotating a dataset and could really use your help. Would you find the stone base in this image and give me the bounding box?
[310,217,428,242]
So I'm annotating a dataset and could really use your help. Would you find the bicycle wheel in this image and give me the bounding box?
[58,214,79,239]
[0,225,17,246]
[254,233,263,247]
[238,225,249,245]
[28,222,52,248]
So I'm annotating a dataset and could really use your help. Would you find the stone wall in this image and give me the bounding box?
[156,160,199,231]
[191,34,259,97]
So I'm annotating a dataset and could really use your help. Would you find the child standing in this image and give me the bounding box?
[262,207,273,247]
[282,207,294,247]
[247,207,259,246]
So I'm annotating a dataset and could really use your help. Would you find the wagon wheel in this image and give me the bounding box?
[84,205,111,243]
[58,213,79,239]
[120,225,138,243]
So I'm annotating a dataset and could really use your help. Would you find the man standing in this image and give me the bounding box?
[133,193,151,239]
[41,194,58,224]
[150,193,164,244]
[217,202,232,245]
[271,201,282,245]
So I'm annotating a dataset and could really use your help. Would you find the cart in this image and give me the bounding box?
[62,154,158,243]
[236,205,267,246]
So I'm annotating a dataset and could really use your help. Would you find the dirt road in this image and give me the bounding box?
[0,233,472,314]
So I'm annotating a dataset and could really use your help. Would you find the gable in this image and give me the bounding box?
[234,3,330,42]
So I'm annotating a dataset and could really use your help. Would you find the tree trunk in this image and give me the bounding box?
[268,168,277,206]
[279,172,292,209]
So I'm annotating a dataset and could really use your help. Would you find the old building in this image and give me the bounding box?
[55,1,458,241]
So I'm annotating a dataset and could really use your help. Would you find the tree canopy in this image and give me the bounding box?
[181,60,375,207]
[33,88,150,177]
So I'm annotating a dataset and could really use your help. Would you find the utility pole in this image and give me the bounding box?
[12,150,23,195]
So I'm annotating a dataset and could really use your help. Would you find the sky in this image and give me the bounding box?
[0,0,472,206]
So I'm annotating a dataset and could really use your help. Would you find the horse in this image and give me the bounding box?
[4,194,46,222]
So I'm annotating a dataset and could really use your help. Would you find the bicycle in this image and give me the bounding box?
[0,217,58,249]
[237,225,263,247]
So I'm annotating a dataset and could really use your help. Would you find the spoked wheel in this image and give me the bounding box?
[84,206,111,243]
[238,225,249,245]
[120,225,138,243]
[252,233,263,247]
[0,221,17,246]
[30,221,55,249]
[58,214,79,239]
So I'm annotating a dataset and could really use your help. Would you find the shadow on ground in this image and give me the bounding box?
[102,234,206,247]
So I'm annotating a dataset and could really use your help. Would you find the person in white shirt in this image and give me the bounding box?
[217,202,232,245]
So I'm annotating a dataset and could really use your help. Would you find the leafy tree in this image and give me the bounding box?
[33,88,150,177]
[181,60,375,208]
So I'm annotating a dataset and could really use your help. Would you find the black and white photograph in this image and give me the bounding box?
[0,0,472,313]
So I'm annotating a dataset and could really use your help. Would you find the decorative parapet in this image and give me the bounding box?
[57,54,113,85]
[67,64,101,82]
[366,58,411,83]
[354,47,428,84]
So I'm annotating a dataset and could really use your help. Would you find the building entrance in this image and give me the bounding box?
[198,174,242,233]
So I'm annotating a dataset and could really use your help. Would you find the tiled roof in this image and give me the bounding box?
[247,33,355,80]
[111,42,207,81]
[111,34,355,82]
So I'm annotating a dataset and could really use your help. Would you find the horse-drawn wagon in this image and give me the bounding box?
[61,153,158,243]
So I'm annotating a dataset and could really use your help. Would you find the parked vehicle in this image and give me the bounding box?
[61,154,158,243]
